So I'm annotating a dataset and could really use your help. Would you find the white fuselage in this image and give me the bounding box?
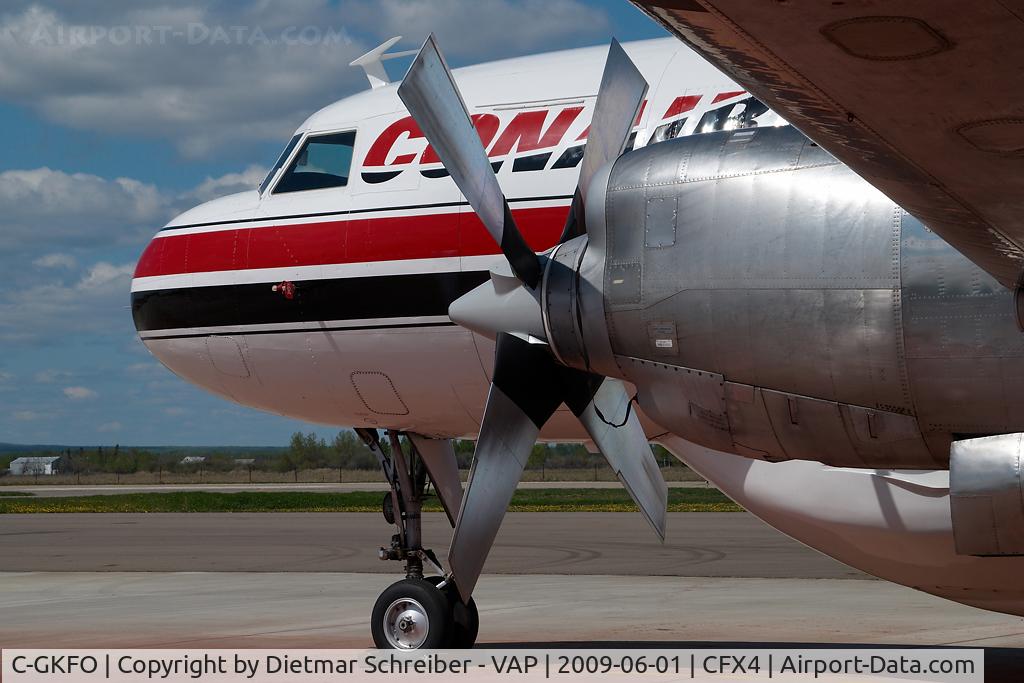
[131,37,1024,619]
[132,38,755,437]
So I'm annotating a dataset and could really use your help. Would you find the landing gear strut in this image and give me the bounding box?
[357,428,479,649]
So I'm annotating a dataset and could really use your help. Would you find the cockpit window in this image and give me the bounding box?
[273,131,356,194]
[260,134,301,195]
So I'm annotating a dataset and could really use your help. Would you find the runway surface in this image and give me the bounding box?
[0,481,710,497]
[2,572,1023,677]
[2,511,1021,678]
[0,511,864,578]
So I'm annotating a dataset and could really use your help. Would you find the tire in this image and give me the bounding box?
[371,578,450,649]
[426,576,480,648]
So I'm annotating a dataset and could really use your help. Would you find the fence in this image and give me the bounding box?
[0,465,703,486]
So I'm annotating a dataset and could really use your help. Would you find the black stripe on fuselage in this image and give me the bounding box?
[159,194,575,233]
[131,271,490,332]
[142,321,457,341]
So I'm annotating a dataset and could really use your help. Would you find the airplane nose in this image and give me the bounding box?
[131,190,261,384]
[129,219,253,406]
[132,191,262,338]
[131,234,164,338]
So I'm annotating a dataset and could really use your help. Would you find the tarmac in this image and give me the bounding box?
[3,571,1023,650]
[0,512,861,577]
[1,511,1021,677]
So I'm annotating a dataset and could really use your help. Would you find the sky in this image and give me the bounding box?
[0,0,668,447]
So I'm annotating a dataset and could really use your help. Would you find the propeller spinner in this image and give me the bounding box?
[398,35,667,602]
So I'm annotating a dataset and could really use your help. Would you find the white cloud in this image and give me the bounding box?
[0,164,281,258]
[33,253,77,269]
[0,2,611,158]
[0,277,128,343]
[76,262,135,291]
[0,167,167,249]
[35,369,71,383]
[63,386,97,400]
[184,164,267,204]
[0,164,273,345]
[97,420,122,432]
[126,362,162,375]
[0,255,141,343]
[0,4,370,157]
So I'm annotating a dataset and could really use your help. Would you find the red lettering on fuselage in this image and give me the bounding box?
[488,107,583,157]
[711,90,745,104]
[363,116,423,167]
[663,95,701,119]
[360,92,746,181]
[420,113,500,165]
[574,99,647,142]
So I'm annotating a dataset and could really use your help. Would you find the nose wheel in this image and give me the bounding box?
[371,577,480,649]
[373,579,450,649]
[358,428,480,649]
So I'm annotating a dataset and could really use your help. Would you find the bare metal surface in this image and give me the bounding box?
[543,235,590,368]
[901,213,1024,442]
[576,39,648,206]
[576,377,668,540]
[621,357,732,452]
[574,161,619,378]
[450,386,538,599]
[951,433,1024,556]
[408,435,463,528]
[448,273,546,342]
[0,512,862,578]
[583,125,1024,468]
[603,127,905,411]
[397,35,506,248]
[631,0,1024,288]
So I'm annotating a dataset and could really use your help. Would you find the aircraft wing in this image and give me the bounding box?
[632,1,1024,289]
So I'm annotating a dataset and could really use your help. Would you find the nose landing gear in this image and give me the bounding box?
[372,578,450,649]
[357,428,479,649]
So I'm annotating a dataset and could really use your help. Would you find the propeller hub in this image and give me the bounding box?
[448,270,547,343]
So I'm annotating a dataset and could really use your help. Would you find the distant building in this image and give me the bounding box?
[9,456,61,476]
[234,458,256,467]
[180,456,207,465]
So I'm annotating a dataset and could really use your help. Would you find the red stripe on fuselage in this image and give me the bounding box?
[134,205,569,278]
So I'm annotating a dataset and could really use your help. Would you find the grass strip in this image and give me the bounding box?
[0,491,33,497]
[0,488,741,513]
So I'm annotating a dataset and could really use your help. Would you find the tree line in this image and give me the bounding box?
[1,431,680,475]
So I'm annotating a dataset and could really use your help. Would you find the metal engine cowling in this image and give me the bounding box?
[951,434,1024,556]
[546,125,945,469]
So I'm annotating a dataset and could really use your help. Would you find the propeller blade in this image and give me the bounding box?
[580,39,648,204]
[560,38,649,242]
[448,333,564,601]
[438,36,654,602]
[575,378,668,540]
[408,435,463,528]
[398,34,542,288]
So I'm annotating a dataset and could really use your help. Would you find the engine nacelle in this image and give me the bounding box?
[548,126,942,468]
[951,434,1024,556]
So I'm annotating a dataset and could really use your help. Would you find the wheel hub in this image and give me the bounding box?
[383,598,429,649]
